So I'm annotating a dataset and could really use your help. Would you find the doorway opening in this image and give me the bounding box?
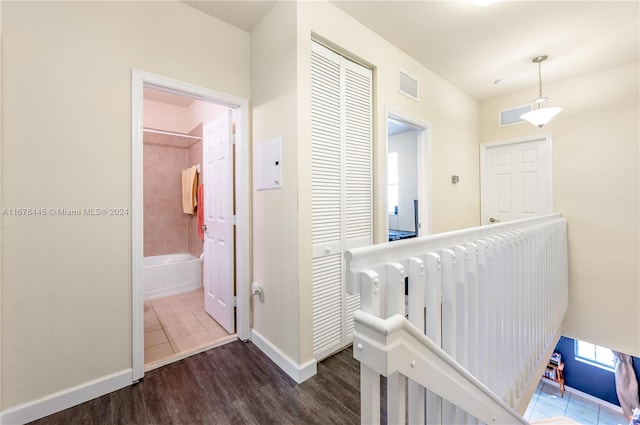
[385,110,431,241]
[141,88,235,371]
[132,70,250,381]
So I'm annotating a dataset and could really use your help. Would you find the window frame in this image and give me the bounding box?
[387,151,399,214]
[574,339,616,372]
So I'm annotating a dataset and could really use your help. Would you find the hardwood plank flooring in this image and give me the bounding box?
[27,342,361,425]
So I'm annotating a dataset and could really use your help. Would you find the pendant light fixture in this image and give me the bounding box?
[520,55,562,128]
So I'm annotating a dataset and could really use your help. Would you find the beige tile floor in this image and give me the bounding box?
[144,288,233,370]
[526,380,629,425]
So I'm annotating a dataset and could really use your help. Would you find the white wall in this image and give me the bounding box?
[388,130,419,231]
[479,63,640,357]
[1,0,250,410]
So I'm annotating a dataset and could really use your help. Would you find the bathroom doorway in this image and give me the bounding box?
[141,87,234,371]
[131,70,250,381]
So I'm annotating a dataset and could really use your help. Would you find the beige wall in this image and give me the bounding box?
[250,1,302,363]
[250,0,480,370]
[1,0,249,409]
[479,63,640,357]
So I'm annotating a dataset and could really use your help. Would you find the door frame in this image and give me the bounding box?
[384,107,432,238]
[131,69,250,382]
[480,133,553,225]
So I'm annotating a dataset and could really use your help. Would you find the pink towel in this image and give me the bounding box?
[197,184,205,240]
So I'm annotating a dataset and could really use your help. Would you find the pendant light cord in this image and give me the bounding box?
[538,60,543,100]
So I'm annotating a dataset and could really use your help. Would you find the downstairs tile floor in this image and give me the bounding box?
[144,288,233,370]
[526,380,629,425]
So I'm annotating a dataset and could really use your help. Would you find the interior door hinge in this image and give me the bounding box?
[232,296,237,307]
[231,134,236,145]
[232,215,237,225]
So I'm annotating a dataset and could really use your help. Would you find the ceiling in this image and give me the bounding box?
[183,1,278,32]
[183,1,639,102]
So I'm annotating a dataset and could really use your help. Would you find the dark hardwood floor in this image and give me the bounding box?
[28,341,361,425]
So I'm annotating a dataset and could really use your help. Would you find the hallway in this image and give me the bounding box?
[28,342,359,425]
[27,339,630,425]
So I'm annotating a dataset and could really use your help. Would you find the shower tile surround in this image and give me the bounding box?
[144,288,232,368]
[143,125,203,257]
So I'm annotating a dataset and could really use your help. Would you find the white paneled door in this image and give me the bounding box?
[481,135,552,224]
[203,111,235,334]
[311,41,372,360]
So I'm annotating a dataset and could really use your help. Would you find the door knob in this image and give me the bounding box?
[489,217,500,223]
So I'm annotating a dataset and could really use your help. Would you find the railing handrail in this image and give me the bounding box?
[346,213,564,294]
[353,310,528,424]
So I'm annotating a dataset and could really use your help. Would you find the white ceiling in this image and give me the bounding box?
[183,1,278,32]
[183,0,639,102]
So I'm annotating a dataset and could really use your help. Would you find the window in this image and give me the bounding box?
[387,152,398,214]
[575,339,615,370]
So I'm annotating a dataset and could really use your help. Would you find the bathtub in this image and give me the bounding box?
[143,253,202,300]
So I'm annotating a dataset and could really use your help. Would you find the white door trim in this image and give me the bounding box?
[384,107,432,238]
[480,133,553,225]
[131,69,251,382]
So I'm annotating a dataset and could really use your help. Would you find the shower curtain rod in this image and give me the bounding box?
[143,127,202,140]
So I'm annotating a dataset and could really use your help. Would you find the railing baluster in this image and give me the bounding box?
[466,242,479,378]
[476,240,489,387]
[440,249,456,425]
[453,245,470,425]
[347,214,568,425]
[454,245,468,370]
[493,235,507,401]
[357,270,381,425]
[425,252,442,425]
[386,263,406,425]
[485,237,498,396]
[385,263,406,318]
[408,257,426,425]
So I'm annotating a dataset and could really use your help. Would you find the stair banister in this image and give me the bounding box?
[346,214,568,424]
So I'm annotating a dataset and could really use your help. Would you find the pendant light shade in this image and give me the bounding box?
[521,106,562,128]
[520,55,562,128]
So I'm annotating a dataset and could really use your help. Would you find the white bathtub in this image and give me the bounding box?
[143,253,202,300]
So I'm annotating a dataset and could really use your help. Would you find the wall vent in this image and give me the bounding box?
[398,69,419,101]
[499,104,531,126]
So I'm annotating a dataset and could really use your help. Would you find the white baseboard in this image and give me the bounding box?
[1,369,132,425]
[566,385,624,413]
[250,329,317,384]
[542,379,624,413]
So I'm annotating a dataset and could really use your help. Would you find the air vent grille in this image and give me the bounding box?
[398,69,419,101]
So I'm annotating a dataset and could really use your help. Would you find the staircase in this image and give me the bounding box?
[346,214,568,424]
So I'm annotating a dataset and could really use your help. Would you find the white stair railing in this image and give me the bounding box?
[346,214,568,425]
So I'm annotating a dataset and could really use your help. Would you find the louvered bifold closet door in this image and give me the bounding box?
[343,60,372,337]
[310,41,372,360]
[311,43,343,358]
